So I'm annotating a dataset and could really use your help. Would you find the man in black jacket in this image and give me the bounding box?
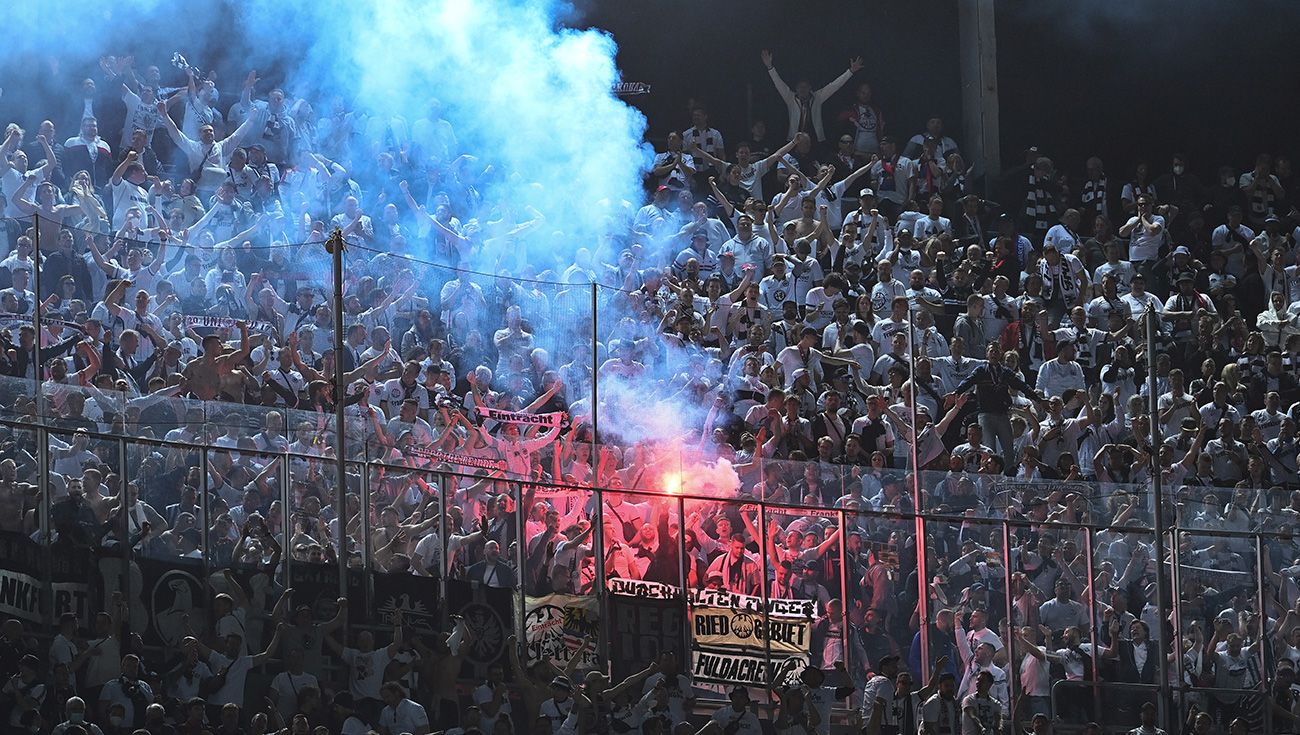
[946,344,1047,474]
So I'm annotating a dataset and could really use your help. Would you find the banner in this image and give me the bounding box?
[446,579,514,679]
[523,594,599,669]
[184,315,275,333]
[607,577,680,600]
[690,647,808,687]
[1172,561,1251,590]
[405,445,507,472]
[609,594,684,681]
[477,406,564,427]
[612,82,652,96]
[691,606,810,654]
[688,587,815,687]
[0,315,86,332]
[137,556,208,648]
[689,588,818,618]
[0,532,94,628]
[739,503,838,519]
[374,572,441,634]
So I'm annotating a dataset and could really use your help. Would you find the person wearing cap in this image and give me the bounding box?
[844,187,894,255]
[1163,271,1215,339]
[1118,272,1163,319]
[3,653,45,728]
[538,676,574,734]
[709,684,761,734]
[633,181,678,241]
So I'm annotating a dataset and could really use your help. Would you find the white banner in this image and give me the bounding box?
[689,588,818,618]
[690,647,809,687]
[523,594,600,669]
[184,315,274,333]
[404,445,507,472]
[606,577,680,600]
[691,606,810,654]
[476,406,564,427]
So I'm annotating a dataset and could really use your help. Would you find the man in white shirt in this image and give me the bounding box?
[1035,342,1085,399]
[762,49,861,143]
[107,152,151,231]
[708,686,762,735]
[270,648,320,720]
[195,624,283,710]
[1043,208,1082,255]
[378,681,430,735]
[1118,195,1166,270]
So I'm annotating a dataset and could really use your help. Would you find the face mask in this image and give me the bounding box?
[1173,165,1185,175]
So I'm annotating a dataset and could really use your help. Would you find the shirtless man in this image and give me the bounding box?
[183,320,250,400]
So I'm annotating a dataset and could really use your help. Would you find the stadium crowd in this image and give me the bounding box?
[0,46,1299,735]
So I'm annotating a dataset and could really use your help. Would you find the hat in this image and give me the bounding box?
[1266,215,1282,225]
[1180,417,1199,431]
[550,676,573,691]
[792,368,810,380]
[1172,246,1191,256]
[877,654,901,668]
[859,188,876,198]
[997,213,1014,223]
[1177,272,1194,283]
[800,326,818,338]
[655,185,670,193]
[691,231,708,240]
[19,654,38,669]
[839,135,853,143]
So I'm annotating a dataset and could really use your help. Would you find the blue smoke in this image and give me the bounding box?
[0,0,651,274]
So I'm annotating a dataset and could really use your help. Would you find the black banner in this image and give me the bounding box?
[608,594,684,681]
[136,556,207,648]
[445,579,514,679]
[0,532,96,629]
[373,572,441,634]
[289,563,366,621]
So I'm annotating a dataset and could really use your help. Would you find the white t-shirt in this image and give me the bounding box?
[110,178,151,232]
[709,705,762,735]
[206,652,255,707]
[960,693,1002,735]
[271,670,320,719]
[379,698,429,735]
[1124,215,1166,262]
[343,646,393,700]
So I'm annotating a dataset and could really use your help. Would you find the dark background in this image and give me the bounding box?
[582,0,1300,183]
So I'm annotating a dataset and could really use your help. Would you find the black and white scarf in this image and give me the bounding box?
[1025,173,1055,235]
[1081,177,1109,221]
[1039,257,1078,305]
[1249,176,1278,219]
